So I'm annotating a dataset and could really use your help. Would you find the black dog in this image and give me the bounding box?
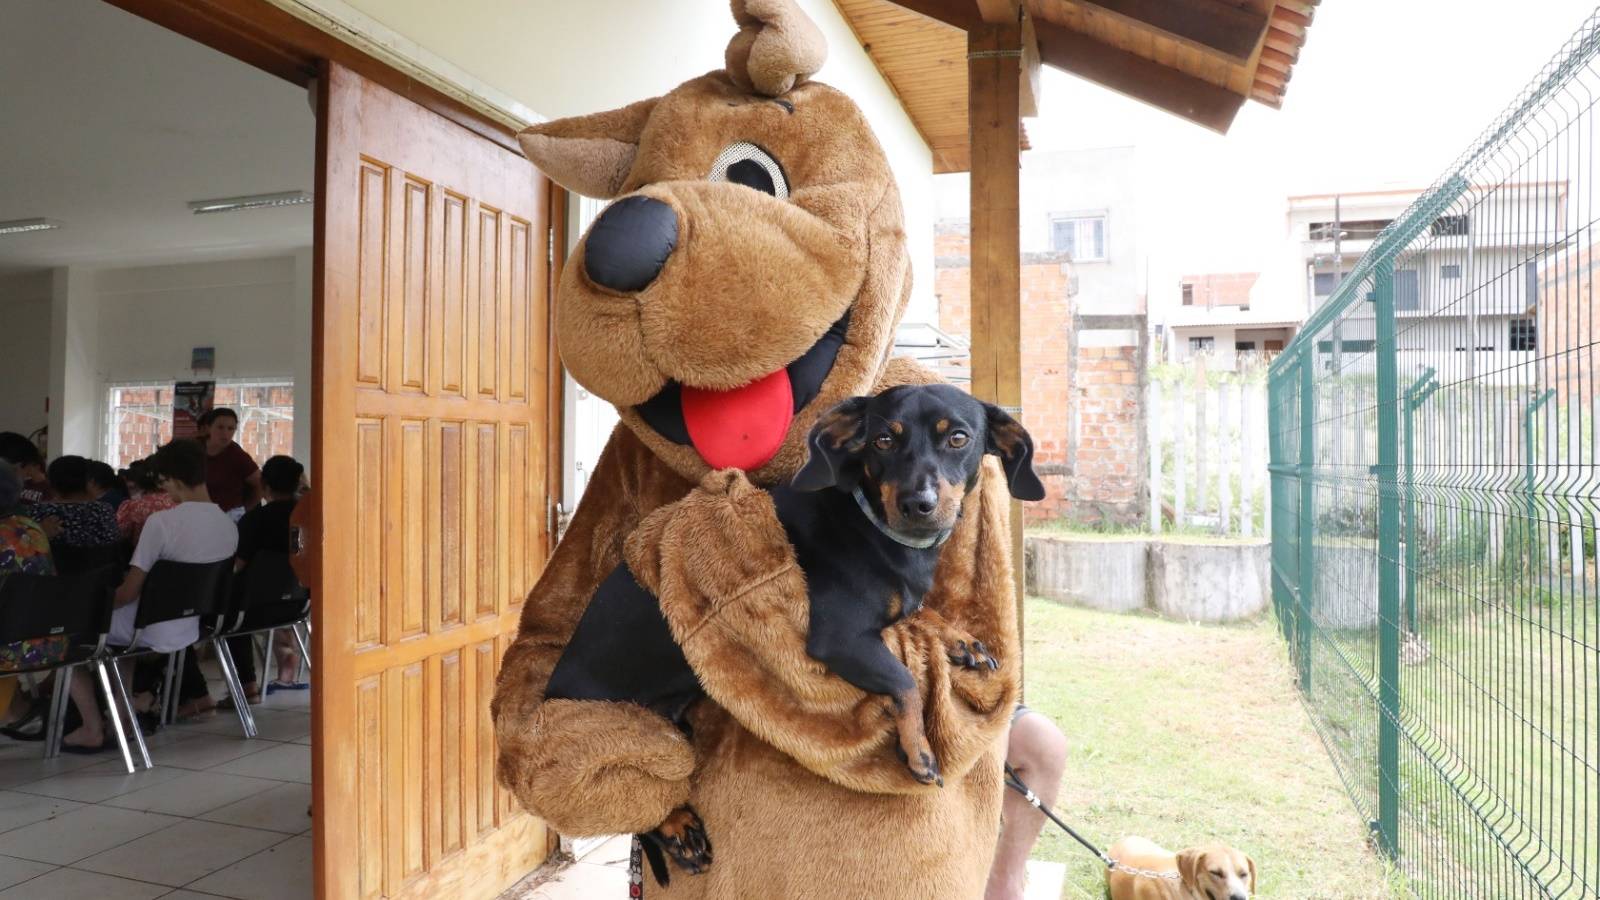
[543,383,1043,877]
[783,383,1044,784]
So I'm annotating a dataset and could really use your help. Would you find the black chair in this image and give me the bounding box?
[110,558,234,768]
[48,542,122,578]
[0,568,131,770]
[210,550,311,738]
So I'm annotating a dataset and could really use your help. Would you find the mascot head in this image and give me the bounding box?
[519,0,911,484]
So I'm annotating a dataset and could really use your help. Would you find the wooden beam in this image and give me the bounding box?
[975,0,1021,23]
[967,19,1027,644]
[1033,17,1246,133]
[1063,0,1269,65]
[886,0,983,30]
[1020,9,1041,117]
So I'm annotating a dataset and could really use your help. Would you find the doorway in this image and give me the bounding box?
[0,1,559,897]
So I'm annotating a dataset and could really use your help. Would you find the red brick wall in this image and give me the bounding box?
[934,220,1145,526]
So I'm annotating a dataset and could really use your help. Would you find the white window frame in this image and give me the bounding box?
[104,377,295,469]
[1050,211,1108,263]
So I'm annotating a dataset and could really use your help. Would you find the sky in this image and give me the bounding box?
[1012,0,1600,298]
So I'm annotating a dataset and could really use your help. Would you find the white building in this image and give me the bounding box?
[1285,186,1559,380]
[935,146,1146,317]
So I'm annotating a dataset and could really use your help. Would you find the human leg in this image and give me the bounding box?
[985,707,1068,900]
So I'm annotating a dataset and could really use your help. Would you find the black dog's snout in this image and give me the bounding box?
[899,487,938,520]
[583,196,678,292]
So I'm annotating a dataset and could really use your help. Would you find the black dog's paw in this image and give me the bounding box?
[894,741,944,788]
[948,639,1001,672]
[644,805,713,878]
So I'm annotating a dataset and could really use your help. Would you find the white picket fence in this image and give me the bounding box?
[1148,360,1269,538]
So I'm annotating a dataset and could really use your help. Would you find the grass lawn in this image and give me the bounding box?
[1017,598,1401,899]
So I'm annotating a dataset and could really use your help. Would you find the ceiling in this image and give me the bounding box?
[0,0,314,278]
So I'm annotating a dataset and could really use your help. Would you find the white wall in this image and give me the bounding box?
[294,0,937,322]
[0,273,53,439]
[936,146,1145,317]
[23,254,312,460]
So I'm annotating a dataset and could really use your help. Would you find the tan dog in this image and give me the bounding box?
[1106,837,1257,900]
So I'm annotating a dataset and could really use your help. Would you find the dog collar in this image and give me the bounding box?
[852,486,952,550]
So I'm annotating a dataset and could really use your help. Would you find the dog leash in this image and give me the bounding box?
[1003,764,1181,883]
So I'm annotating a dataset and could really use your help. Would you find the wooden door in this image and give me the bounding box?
[311,61,554,900]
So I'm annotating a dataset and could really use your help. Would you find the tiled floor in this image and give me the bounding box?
[0,684,312,899]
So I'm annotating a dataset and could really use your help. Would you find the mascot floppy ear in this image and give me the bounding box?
[726,0,827,97]
[792,396,870,492]
[516,96,658,199]
[983,403,1047,501]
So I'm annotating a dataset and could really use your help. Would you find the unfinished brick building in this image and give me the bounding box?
[934,219,1147,526]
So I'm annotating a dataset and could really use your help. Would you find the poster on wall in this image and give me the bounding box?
[173,380,215,441]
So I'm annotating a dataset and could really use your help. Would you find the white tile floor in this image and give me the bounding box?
[0,683,312,899]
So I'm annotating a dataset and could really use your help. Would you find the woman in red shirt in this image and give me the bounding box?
[199,408,261,517]
[116,457,176,543]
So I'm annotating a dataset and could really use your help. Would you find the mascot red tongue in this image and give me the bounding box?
[680,370,794,471]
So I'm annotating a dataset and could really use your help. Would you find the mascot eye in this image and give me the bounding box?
[947,431,970,449]
[709,141,789,199]
[873,433,895,451]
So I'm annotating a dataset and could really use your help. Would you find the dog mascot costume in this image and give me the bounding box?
[491,1,1021,896]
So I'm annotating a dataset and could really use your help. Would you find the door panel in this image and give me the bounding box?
[314,61,552,900]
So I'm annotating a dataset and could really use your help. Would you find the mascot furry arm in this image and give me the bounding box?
[491,2,1019,895]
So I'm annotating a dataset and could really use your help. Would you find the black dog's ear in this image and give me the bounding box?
[792,396,870,491]
[983,403,1046,501]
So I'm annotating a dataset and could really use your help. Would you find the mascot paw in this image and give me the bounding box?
[644,805,714,880]
[947,639,1001,672]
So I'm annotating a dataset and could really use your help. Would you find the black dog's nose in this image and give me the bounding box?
[583,196,678,293]
[899,488,938,520]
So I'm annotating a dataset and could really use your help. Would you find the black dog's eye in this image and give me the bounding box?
[947,431,970,449]
[873,433,895,451]
[709,141,789,199]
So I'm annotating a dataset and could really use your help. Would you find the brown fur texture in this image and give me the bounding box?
[492,3,1016,896]
[726,0,827,97]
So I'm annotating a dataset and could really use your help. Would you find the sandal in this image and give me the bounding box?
[265,681,310,695]
[60,739,110,755]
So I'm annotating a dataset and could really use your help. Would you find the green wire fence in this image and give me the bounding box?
[1269,10,1600,897]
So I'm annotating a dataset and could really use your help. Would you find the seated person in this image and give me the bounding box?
[985,705,1070,900]
[226,454,308,703]
[30,456,119,550]
[87,460,128,511]
[62,440,238,750]
[116,457,176,544]
[0,433,52,507]
[0,461,66,732]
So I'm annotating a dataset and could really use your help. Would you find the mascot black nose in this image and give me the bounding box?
[583,196,678,293]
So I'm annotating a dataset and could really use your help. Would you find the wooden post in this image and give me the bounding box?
[967,13,1025,655]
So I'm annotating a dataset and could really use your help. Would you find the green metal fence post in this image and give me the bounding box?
[1402,368,1438,634]
[1297,352,1315,693]
[1522,389,1554,574]
[1373,258,1401,860]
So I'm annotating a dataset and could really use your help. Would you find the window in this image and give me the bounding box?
[1051,214,1107,262]
[1431,214,1470,237]
[1314,272,1342,296]
[1510,318,1537,352]
[1188,336,1215,353]
[1181,283,1195,305]
[1441,264,1461,280]
[1395,269,1420,311]
[1235,341,1257,352]
[1309,218,1392,241]
[105,379,294,469]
